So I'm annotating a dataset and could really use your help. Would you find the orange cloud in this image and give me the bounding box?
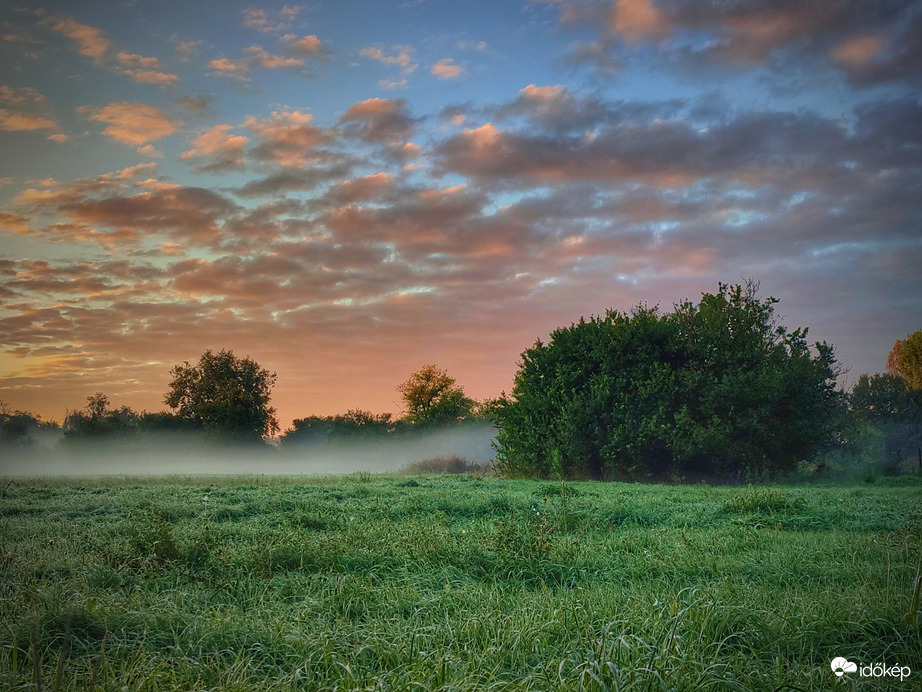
[612,0,670,43]
[82,101,180,146]
[832,35,884,67]
[282,34,324,55]
[51,18,110,61]
[181,124,249,171]
[0,109,59,131]
[360,45,417,74]
[431,58,464,79]
[244,109,327,167]
[244,45,304,68]
[340,98,415,143]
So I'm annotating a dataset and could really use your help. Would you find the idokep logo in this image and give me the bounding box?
[831,657,857,677]
[831,657,912,681]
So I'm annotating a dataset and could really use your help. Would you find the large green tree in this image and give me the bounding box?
[495,283,842,481]
[164,350,279,442]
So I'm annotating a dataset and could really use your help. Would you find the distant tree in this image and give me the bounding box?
[887,339,904,377]
[63,393,139,439]
[281,409,394,446]
[164,349,279,442]
[0,402,50,448]
[137,411,203,434]
[398,364,476,427]
[495,282,842,481]
[849,373,919,422]
[889,330,922,390]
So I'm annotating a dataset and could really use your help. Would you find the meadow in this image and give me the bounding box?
[1,473,920,691]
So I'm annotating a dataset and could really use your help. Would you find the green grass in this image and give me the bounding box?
[1,474,920,690]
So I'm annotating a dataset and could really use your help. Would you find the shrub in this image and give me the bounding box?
[495,282,842,481]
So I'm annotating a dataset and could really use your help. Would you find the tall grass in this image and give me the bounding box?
[1,474,920,690]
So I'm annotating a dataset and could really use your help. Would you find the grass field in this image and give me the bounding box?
[1,473,920,691]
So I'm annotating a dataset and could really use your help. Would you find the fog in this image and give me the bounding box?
[0,424,496,477]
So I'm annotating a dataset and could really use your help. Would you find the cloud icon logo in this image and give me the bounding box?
[831,657,858,676]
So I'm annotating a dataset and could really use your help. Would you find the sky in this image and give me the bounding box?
[1,0,920,431]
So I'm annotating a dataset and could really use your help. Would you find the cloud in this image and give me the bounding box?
[0,85,61,133]
[244,108,328,167]
[115,51,180,86]
[282,34,324,55]
[0,85,45,106]
[612,0,670,43]
[339,98,416,143]
[457,40,487,51]
[431,58,464,79]
[176,95,214,116]
[361,44,417,74]
[181,124,249,172]
[0,109,59,132]
[208,57,249,79]
[244,45,304,68]
[243,5,301,34]
[560,0,921,86]
[81,101,180,146]
[50,18,110,62]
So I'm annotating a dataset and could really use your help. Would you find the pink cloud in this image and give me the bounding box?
[360,45,417,74]
[282,34,324,55]
[181,124,249,171]
[340,98,415,143]
[612,0,670,43]
[431,58,464,79]
[81,101,180,146]
[244,109,327,167]
[0,109,59,132]
[244,45,304,68]
[51,18,110,62]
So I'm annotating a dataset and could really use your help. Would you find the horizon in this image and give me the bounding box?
[1,0,920,432]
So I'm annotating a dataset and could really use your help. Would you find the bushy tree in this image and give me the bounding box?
[397,364,476,427]
[495,282,842,481]
[0,402,54,448]
[889,330,922,390]
[164,350,279,442]
[849,373,919,422]
[63,393,139,440]
[282,410,394,446]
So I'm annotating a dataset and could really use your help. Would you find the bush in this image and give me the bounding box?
[400,455,491,475]
[495,282,842,481]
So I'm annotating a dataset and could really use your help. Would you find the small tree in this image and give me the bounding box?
[164,349,279,442]
[398,364,476,427]
[63,393,139,439]
[889,330,922,390]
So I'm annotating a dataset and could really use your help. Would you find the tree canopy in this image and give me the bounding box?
[397,364,476,427]
[889,330,922,390]
[164,349,279,442]
[495,282,842,481]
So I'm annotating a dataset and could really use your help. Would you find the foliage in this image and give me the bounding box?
[0,402,56,448]
[495,282,843,481]
[890,330,922,390]
[63,393,139,440]
[397,364,477,427]
[849,372,920,422]
[282,409,395,446]
[164,349,279,442]
[136,410,204,434]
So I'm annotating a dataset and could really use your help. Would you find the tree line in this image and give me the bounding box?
[2,281,920,481]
